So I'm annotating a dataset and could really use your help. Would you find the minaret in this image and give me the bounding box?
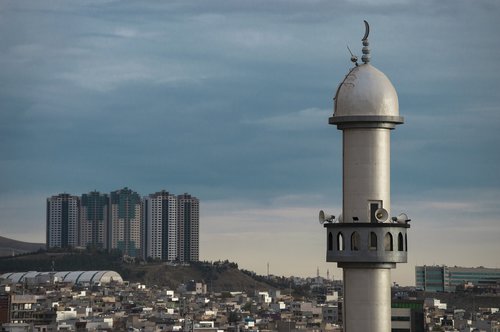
[320,21,410,331]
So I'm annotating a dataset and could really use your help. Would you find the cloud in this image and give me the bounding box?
[0,0,499,283]
[112,27,139,39]
[58,62,152,92]
[243,108,330,130]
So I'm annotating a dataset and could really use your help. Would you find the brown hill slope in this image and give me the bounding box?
[0,236,45,257]
[136,262,274,292]
[0,251,276,293]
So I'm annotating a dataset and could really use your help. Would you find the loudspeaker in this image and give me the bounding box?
[319,210,335,224]
[374,208,389,222]
[392,213,410,223]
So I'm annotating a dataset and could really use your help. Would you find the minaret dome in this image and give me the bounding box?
[334,64,399,118]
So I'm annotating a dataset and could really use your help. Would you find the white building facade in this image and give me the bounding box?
[143,191,178,261]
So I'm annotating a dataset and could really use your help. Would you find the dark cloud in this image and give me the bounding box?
[0,0,499,282]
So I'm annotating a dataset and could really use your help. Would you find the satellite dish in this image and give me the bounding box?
[319,210,335,224]
[374,208,389,222]
[392,213,411,223]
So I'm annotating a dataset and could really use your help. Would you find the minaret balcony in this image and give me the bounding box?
[324,223,409,264]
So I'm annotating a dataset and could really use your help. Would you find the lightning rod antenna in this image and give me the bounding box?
[347,45,358,66]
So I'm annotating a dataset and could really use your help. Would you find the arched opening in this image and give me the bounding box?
[337,232,345,251]
[328,232,333,251]
[351,232,360,251]
[384,232,393,251]
[398,232,404,251]
[369,232,377,250]
[405,233,408,251]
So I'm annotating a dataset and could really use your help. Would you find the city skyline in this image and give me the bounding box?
[45,188,199,262]
[1,1,499,286]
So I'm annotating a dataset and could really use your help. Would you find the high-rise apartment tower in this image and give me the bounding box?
[177,193,199,262]
[79,191,109,249]
[109,187,142,257]
[46,193,80,249]
[143,191,178,261]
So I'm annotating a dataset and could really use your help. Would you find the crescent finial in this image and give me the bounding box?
[362,20,370,41]
[361,20,370,63]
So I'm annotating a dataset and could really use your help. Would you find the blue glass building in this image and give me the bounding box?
[415,265,500,292]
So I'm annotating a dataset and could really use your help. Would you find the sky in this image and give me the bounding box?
[0,0,499,286]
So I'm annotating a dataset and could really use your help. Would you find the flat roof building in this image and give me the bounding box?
[415,265,500,292]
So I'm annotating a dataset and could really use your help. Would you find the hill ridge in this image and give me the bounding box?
[0,235,45,257]
[0,248,280,292]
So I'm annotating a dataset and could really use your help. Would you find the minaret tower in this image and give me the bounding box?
[320,21,410,331]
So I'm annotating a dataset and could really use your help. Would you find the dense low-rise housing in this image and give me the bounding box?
[1,267,499,331]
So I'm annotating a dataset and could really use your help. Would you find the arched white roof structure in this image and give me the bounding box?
[0,270,123,285]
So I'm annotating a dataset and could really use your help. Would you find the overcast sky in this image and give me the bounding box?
[1,0,499,285]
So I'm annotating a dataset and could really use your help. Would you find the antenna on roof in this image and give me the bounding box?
[347,45,358,66]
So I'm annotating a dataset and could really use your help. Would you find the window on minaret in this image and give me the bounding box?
[370,203,380,223]
[328,232,333,251]
[369,232,377,250]
[398,232,404,251]
[337,232,345,251]
[351,232,360,251]
[384,232,393,251]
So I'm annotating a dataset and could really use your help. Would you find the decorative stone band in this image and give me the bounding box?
[324,223,409,264]
[329,115,404,129]
[338,262,396,269]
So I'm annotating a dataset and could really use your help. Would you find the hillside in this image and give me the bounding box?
[0,251,277,293]
[0,236,280,292]
[0,235,45,257]
[129,262,276,292]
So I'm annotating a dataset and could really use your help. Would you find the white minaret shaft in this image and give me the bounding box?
[343,128,391,222]
[323,22,409,332]
[343,267,392,331]
[342,127,392,331]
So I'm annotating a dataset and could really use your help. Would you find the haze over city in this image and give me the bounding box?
[1,0,499,286]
